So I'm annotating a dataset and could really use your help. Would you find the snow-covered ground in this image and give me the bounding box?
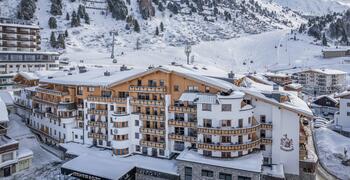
[314,127,350,180]
[267,0,350,16]
[4,114,64,180]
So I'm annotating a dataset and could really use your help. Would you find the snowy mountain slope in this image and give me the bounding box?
[267,0,350,16]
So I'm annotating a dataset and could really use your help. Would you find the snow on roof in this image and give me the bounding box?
[179,91,244,104]
[61,143,178,178]
[0,22,39,29]
[177,149,263,173]
[0,91,13,106]
[17,148,33,159]
[322,48,350,52]
[196,94,218,104]
[285,83,302,90]
[313,95,338,104]
[335,91,350,98]
[41,68,145,86]
[17,70,67,81]
[264,72,290,78]
[301,68,347,75]
[0,135,17,148]
[0,97,9,122]
[0,51,59,55]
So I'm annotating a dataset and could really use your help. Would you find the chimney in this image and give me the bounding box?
[228,71,235,79]
[120,65,127,71]
[104,71,111,76]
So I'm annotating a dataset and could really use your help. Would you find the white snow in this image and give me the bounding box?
[0,97,9,122]
[177,149,263,173]
[315,127,350,180]
[0,91,14,106]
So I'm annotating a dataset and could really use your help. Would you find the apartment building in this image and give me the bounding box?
[0,17,40,52]
[293,68,347,96]
[16,66,316,179]
[334,91,350,136]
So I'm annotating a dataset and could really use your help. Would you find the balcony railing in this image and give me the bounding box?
[169,106,197,113]
[32,96,60,105]
[260,123,273,130]
[198,124,260,135]
[168,120,197,128]
[139,114,164,121]
[87,96,127,104]
[88,132,107,140]
[140,127,165,135]
[130,99,165,107]
[261,138,272,145]
[140,140,165,149]
[87,109,108,115]
[168,133,197,143]
[88,121,107,128]
[198,139,263,151]
[36,87,69,96]
[129,86,167,93]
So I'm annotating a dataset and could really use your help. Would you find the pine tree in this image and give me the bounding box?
[84,13,90,24]
[134,19,140,33]
[160,22,164,32]
[155,27,159,36]
[71,11,80,27]
[322,33,327,46]
[57,34,66,49]
[65,30,69,37]
[48,17,57,29]
[50,0,62,16]
[50,32,57,48]
[17,0,36,20]
[78,5,86,18]
[66,12,70,21]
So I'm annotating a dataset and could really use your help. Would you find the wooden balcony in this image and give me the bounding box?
[300,145,308,160]
[140,140,165,149]
[168,133,197,143]
[168,120,197,128]
[129,86,167,93]
[260,123,273,130]
[87,109,108,116]
[261,138,273,145]
[140,127,165,136]
[169,106,197,114]
[87,96,127,104]
[139,114,164,121]
[88,121,107,128]
[198,139,261,151]
[198,124,260,136]
[36,87,69,96]
[32,96,60,105]
[76,116,83,120]
[88,132,107,140]
[130,99,165,107]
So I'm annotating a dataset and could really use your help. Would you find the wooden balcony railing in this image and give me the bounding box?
[87,96,127,104]
[32,96,60,105]
[87,109,108,115]
[198,139,262,151]
[129,86,167,93]
[130,99,165,107]
[169,106,197,113]
[168,120,197,128]
[261,138,273,145]
[88,132,107,140]
[88,121,107,128]
[198,124,260,136]
[140,140,165,149]
[139,114,164,121]
[168,133,197,143]
[36,87,69,96]
[260,123,273,130]
[140,127,165,136]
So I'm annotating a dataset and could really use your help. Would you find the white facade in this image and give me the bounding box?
[334,92,350,132]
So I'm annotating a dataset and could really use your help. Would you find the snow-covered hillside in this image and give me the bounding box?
[267,0,350,16]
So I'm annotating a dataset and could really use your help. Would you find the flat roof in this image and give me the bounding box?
[0,22,40,29]
[0,51,59,55]
[300,68,347,75]
[177,149,263,173]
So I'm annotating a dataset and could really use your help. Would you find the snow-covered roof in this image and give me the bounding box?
[0,135,17,148]
[0,51,59,55]
[0,97,9,122]
[322,48,350,52]
[313,95,338,104]
[0,22,39,29]
[335,91,350,98]
[0,91,13,106]
[177,149,263,173]
[16,70,67,81]
[17,148,34,159]
[301,68,347,75]
[285,83,302,90]
[264,72,290,78]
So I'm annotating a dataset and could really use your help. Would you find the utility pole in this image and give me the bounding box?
[111,31,117,59]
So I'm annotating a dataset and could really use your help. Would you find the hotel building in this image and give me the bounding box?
[16,66,316,179]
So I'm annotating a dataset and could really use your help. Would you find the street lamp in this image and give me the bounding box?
[185,43,192,65]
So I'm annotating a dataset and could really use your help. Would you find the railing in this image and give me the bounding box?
[87,109,108,115]
[88,121,107,128]
[140,127,165,135]
[139,114,164,121]
[198,139,262,151]
[198,124,260,135]
[129,86,167,93]
[261,138,272,144]
[130,99,165,106]
[36,87,69,96]
[87,96,127,104]
[140,140,165,149]
[88,132,107,140]
[260,123,273,130]
[168,120,197,128]
[46,112,60,121]
[169,106,197,113]
[32,96,60,105]
[168,133,197,143]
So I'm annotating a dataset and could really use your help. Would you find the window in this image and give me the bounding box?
[347,102,350,107]
[185,167,192,180]
[221,104,232,111]
[221,136,231,143]
[159,149,164,156]
[205,86,210,93]
[219,173,232,180]
[135,145,140,152]
[221,120,231,127]
[347,112,350,116]
[260,115,266,123]
[203,150,212,156]
[201,170,213,177]
[2,152,13,162]
[202,104,211,111]
[203,119,212,127]
[88,87,95,92]
[110,105,114,111]
[135,120,139,126]
[260,144,266,150]
[135,133,139,139]
[188,86,198,92]
[160,80,165,87]
[238,176,251,180]
[222,152,231,158]
[174,85,179,92]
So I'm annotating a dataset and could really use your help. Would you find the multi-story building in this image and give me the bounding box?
[334,91,350,136]
[0,101,33,177]
[264,72,292,86]
[18,66,316,179]
[293,68,347,96]
[0,17,40,52]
